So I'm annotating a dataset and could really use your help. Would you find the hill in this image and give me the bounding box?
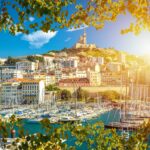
[44,47,145,65]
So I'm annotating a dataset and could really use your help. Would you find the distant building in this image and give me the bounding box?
[107,62,121,72]
[55,69,62,82]
[75,70,87,78]
[0,82,23,105]
[0,69,24,82]
[89,57,104,65]
[43,55,55,70]
[16,61,38,72]
[24,73,56,86]
[21,78,45,104]
[94,63,101,72]
[138,66,150,84]
[0,78,45,105]
[118,53,126,63]
[45,74,56,85]
[58,78,90,87]
[0,58,6,65]
[0,65,16,70]
[87,71,101,86]
[73,29,96,49]
[101,71,128,86]
[61,57,78,68]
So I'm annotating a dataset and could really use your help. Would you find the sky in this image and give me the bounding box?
[0,8,150,58]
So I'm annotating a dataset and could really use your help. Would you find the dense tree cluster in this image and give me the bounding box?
[0,117,150,150]
[76,87,89,101]
[99,90,121,101]
[5,56,20,65]
[46,84,60,91]
[60,89,72,101]
[27,56,44,63]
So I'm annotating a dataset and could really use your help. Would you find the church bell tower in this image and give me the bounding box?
[83,28,87,45]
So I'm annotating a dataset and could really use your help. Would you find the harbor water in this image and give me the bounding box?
[14,109,120,136]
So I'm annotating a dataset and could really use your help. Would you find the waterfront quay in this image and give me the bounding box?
[0,101,115,123]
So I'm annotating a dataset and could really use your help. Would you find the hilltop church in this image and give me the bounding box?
[73,29,96,49]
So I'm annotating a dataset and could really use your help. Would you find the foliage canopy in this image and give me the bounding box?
[0,117,150,150]
[0,0,149,35]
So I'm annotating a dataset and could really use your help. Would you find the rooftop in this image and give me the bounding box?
[5,78,42,83]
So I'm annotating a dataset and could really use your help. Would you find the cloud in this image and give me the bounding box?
[15,32,22,36]
[29,16,35,22]
[65,37,71,42]
[22,30,57,48]
[67,25,88,32]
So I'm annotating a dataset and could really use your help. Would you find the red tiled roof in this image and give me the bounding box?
[6,78,41,83]
[59,78,89,83]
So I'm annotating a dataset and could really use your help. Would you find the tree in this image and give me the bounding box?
[100,90,120,101]
[0,0,149,35]
[76,87,89,101]
[1,117,149,150]
[46,84,60,91]
[27,56,44,63]
[5,56,20,65]
[60,89,71,101]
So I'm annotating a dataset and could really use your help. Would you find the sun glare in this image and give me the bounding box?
[137,31,150,54]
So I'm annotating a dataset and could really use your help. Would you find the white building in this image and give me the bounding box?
[75,70,87,78]
[45,74,56,85]
[89,57,104,65]
[118,53,126,63]
[0,82,22,105]
[107,62,121,72]
[0,58,6,65]
[61,57,78,68]
[16,61,38,72]
[43,55,55,71]
[22,79,45,104]
[0,78,45,105]
[55,70,62,82]
[0,69,24,82]
[87,71,101,86]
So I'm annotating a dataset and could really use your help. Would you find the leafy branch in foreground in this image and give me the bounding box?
[0,0,149,35]
[0,116,149,150]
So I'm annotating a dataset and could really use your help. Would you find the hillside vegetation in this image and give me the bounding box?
[45,47,144,65]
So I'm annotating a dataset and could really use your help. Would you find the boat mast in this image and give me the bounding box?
[72,79,77,117]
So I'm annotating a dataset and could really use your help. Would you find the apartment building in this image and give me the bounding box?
[16,61,38,72]
[107,62,121,72]
[59,78,90,87]
[87,71,101,86]
[24,73,56,86]
[43,55,55,70]
[0,69,24,82]
[61,57,79,68]
[0,82,22,105]
[89,57,104,65]
[0,78,45,105]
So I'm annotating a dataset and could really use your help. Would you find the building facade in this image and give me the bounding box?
[59,78,90,87]
[107,62,121,72]
[16,61,38,72]
[87,71,101,86]
[0,69,24,82]
[0,78,45,105]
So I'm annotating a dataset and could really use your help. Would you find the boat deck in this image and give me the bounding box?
[105,122,141,131]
